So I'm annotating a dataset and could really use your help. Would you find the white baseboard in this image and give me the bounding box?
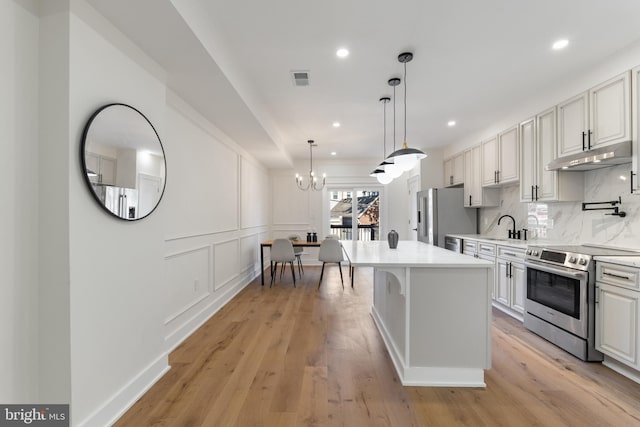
[83,269,259,427]
[602,356,640,385]
[77,354,170,427]
[164,267,257,352]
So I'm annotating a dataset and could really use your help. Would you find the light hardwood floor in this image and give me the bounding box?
[115,266,640,426]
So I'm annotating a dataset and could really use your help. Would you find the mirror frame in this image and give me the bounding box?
[80,103,167,221]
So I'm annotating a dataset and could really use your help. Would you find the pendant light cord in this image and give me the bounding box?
[383,100,387,158]
[403,61,407,144]
[393,85,397,151]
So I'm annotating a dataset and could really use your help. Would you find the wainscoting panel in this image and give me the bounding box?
[240,234,259,273]
[214,239,240,290]
[164,245,212,326]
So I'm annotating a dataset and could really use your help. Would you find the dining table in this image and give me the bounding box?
[260,240,322,286]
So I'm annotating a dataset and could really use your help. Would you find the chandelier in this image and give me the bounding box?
[295,140,326,191]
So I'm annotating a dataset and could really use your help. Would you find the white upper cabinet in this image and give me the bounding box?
[557,92,589,157]
[631,66,640,194]
[443,152,464,187]
[481,135,498,186]
[557,71,631,157]
[498,126,519,184]
[520,108,583,202]
[464,145,499,207]
[482,126,519,187]
[590,72,631,147]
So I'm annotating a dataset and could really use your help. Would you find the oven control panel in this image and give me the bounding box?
[525,247,591,271]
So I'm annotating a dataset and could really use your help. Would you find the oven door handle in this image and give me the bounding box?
[524,260,588,280]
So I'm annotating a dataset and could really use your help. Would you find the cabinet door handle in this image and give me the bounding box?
[469,195,472,205]
[505,262,509,278]
[582,131,586,151]
[602,271,630,280]
[588,130,592,150]
[631,171,636,194]
[535,185,539,201]
[497,170,500,183]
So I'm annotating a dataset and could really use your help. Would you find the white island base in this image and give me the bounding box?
[341,241,494,387]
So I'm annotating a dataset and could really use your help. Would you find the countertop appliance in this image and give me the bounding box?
[444,235,463,253]
[417,188,478,248]
[524,244,639,361]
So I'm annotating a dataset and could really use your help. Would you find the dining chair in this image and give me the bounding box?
[270,238,296,287]
[288,235,304,276]
[318,238,344,289]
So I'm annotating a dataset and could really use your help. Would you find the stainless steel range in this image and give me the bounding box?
[524,244,638,361]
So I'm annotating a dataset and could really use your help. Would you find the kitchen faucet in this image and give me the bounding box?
[498,214,521,239]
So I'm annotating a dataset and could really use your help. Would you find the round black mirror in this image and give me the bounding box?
[80,103,167,220]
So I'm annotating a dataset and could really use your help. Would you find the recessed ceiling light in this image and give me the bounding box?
[336,48,349,58]
[447,120,456,127]
[332,121,341,128]
[552,39,569,50]
[331,152,337,156]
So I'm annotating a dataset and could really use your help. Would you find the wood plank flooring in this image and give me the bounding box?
[115,266,640,426]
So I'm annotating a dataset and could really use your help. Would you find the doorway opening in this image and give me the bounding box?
[328,188,380,241]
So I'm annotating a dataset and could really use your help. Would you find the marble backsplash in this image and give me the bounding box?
[479,164,640,249]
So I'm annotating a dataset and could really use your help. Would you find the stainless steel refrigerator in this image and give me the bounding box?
[417,188,478,247]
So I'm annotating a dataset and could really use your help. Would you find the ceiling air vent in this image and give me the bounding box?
[291,70,310,86]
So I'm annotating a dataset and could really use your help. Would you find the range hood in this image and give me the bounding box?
[546,141,632,171]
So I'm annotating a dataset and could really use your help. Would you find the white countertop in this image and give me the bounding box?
[594,256,640,268]
[446,234,568,249]
[340,240,493,268]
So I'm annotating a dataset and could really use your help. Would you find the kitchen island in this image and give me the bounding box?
[341,240,494,387]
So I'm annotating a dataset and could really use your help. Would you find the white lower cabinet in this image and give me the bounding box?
[462,238,525,317]
[596,283,638,366]
[495,246,526,318]
[596,261,640,370]
[462,239,496,298]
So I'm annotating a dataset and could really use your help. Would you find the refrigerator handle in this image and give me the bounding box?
[417,210,421,223]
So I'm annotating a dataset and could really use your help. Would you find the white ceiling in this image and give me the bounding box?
[86,0,640,168]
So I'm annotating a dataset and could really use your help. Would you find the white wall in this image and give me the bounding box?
[67,5,169,425]
[38,0,73,405]
[1,0,270,424]
[0,0,40,403]
[64,3,271,425]
[270,157,422,250]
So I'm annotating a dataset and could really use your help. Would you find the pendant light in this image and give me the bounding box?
[370,97,393,184]
[383,77,403,179]
[388,52,427,172]
[295,140,326,191]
